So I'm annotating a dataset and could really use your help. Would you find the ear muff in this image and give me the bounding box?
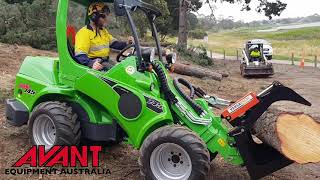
[88,3,110,21]
[91,12,100,23]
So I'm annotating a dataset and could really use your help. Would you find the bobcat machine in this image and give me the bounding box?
[240,41,274,77]
[6,0,311,179]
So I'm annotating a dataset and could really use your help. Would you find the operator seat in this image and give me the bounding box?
[67,25,76,60]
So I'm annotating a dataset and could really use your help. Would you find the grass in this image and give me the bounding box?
[168,27,320,62]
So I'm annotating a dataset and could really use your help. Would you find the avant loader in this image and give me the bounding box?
[6,0,311,179]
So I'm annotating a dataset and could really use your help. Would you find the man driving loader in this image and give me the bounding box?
[75,2,134,70]
[249,45,261,62]
[250,45,261,61]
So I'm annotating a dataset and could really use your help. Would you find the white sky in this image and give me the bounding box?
[198,0,320,22]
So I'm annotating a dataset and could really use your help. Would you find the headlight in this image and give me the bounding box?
[166,53,176,64]
[141,48,156,63]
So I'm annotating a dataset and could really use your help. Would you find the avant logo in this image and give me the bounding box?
[13,146,102,167]
[19,84,36,95]
[125,66,135,75]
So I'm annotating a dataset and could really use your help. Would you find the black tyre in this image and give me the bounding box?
[139,125,210,180]
[240,63,245,76]
[28,101,81,151]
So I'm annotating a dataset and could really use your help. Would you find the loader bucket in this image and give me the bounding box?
[230,128,293,180]
[241,64,274,77]
[229,81,311,179]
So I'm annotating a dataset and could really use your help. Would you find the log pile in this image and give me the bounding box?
[253,109,320,164]
[173,63,226,81]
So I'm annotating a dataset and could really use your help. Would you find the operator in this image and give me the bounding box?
[75,2,134,70]
[250,45,261,61]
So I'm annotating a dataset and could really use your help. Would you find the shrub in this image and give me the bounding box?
[188,29,208,39]
[177,44,213,66]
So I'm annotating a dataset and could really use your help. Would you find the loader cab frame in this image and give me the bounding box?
[56,0,162,87]
[245,42,264,62]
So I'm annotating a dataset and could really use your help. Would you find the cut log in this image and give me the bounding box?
[173,63,223,81]
[253,109,320,164]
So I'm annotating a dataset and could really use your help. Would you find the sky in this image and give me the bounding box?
[197,0,320,22]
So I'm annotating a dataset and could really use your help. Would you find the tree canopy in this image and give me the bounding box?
[0,0,288,50]
[177,0,287,47]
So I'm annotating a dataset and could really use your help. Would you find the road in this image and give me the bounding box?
[209,52,319,68]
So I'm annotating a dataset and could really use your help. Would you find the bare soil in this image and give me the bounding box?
[0,43,319,179]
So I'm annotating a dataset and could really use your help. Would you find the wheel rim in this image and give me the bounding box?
[32,114,56,150]
[150,143,192,180]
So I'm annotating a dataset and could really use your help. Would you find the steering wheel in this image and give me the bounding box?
[116,44,135,62]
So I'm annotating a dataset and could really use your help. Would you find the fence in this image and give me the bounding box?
[290,52,318,68]
[208,48,319,68]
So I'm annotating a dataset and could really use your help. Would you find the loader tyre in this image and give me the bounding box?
[240,63,244,76]
[28,101,81,151]
[139,125,210,180]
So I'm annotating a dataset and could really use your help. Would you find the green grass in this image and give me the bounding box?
[169,26,320,62]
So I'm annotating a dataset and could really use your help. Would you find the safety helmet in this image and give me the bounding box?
[88,2,110,19]
[250,45,259,50]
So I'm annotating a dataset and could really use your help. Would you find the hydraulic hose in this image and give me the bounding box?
[175,78,195,99]
[152,62,205,116]
[173,77,204,116]
[152,62,210,125]
[152,62,177,104]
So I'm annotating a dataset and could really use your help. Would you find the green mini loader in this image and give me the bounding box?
[5,0,311,179]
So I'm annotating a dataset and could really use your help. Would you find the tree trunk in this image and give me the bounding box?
[173,63,223,81]
[253,109,320,164]
[178,0,188,49]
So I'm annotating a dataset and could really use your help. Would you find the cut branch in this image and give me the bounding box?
[173,63,223,81]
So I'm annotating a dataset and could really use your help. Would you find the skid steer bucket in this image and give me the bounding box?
[241,63,274,77]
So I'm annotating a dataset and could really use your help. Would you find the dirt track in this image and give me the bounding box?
[0,43,319,179]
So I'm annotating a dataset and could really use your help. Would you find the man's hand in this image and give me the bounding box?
[127,36,134,44]
[92,59,103,70]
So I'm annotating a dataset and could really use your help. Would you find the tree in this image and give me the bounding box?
[177,0,287,48]
[0,0,57,50]
[187,12,198,30]
[178,0,202,48]
[125,0,170,39]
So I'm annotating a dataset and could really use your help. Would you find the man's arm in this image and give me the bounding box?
[74,54,96,67]
[110,40,128,50]
[109,36,134,50]
[74,29,96,67]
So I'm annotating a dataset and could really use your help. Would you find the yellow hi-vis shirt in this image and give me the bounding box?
[75,25,114,59]
[250,50,261,58]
